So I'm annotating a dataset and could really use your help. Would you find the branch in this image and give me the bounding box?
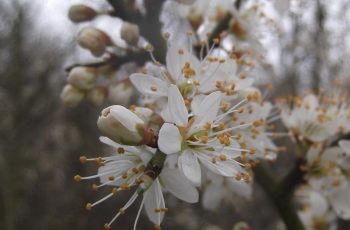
[254,160,306,230]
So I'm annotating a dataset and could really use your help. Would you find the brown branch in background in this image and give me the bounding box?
[254,159,306,230]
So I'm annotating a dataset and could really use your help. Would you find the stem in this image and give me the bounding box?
[254,160,305,230]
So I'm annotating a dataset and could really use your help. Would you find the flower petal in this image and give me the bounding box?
[202,183,223,211]
[193,91,222,125]
[167,85,188,126]
[129,73,168,97]
[144,180,165,224]
[178,150,201,186]
[158,123,182,154]
[160,167,199,203]
[329,187,350,219]
[339,140,350,156]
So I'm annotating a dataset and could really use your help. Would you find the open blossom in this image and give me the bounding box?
[130,43,253,101]
[305,142,350,219]
[280,93,350,142]
[75,136,198,229]
[296,186,337,230]
[202,171,252,211]
[157,84,256,185]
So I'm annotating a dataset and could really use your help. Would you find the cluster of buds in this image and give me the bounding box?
[61,2,146,107]
[61,66,104,107]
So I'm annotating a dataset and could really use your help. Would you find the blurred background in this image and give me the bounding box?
[1,0,350,230]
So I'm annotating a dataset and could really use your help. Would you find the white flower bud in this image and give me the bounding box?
[78,26,111,57]
[67,66,97,90]
[108,82,134,106]
[97,105,146,145]
[87,87,105,105]
[68,4,97,23]
[60,84,85,107]
[120,22,140,46]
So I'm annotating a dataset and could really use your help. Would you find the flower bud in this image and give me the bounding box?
[108,82,134,106]
[120,22,140,46]
[67,66,97,90]
[68,4,97,23]
[87,87,105,105]
[78,26,111,57]
[60,84,85,107]
[97,105,146,145]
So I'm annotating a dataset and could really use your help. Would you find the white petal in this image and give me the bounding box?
[144,180,165,224]
[193,91,222,125]
[227,179,252,199]
[202,183,223,211]
[329,187,350,219]
[178,150,201,186]
[99,136,139,153]
[158,123,182,155]
[160,167,199,203]
[167,85,188,126]
[339,140,350,156]
[129,73,168,97]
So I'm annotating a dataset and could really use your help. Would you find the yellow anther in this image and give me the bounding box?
[215,80,222,88]
[85,203,92,211]
[120,184,129,190]
[154,224,161,230]
[235,174,242,181]
[119,208,125,214]
[238,107,244,113]
[213,38,220,44]
[92,184,98,191]
[132,168,139,174]
[145,44,154,52]
[150,85,157,92]
[122,172,128,179]
[249,147,256,155]
[211,156,217,164]
[74,175,81,182]
[108,176,115,181]
[112,188,118,195]
[178,48,184,55]
[219,154,227,161]
[117,147,125,154]
[200,135,208,144]
[79,156,87,164]
[163,32,170,39]
[186,31,193,36]
[104,223,111,230]
[203,122,211,130]
[155,208,162,213]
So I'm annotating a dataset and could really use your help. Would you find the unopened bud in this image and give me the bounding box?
[87,87,105,105]
[120,22,140,46]
[61,84,85,107]
[68,4,97,23]
[78,26,111,57]
[108,82,134,106]
[67,66,97,90]
[97,105,146,145]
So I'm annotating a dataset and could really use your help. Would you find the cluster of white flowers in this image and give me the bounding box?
[280,91,350,143]
[65,0,350,229]
[280,88,350,227]
[74,37,280,228]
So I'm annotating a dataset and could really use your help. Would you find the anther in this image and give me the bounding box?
[85,203,92,211]
[79,156,87,163]
[117,147,125,154]
[104,223,111,230]
[74,175,81,182]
